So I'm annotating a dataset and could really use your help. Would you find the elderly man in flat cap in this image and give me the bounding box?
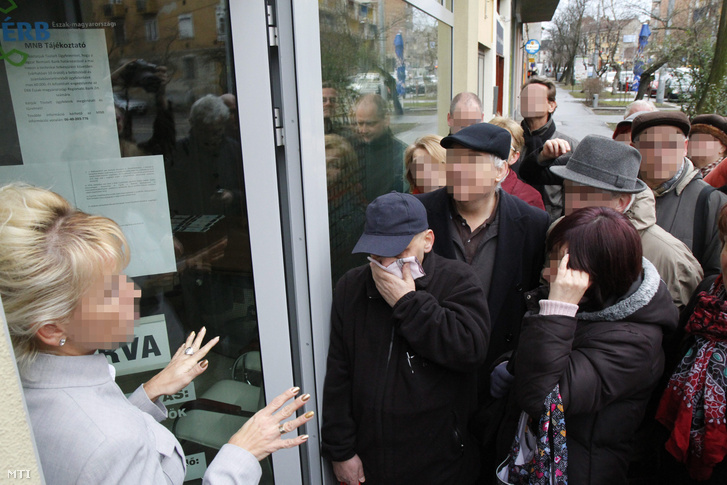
[550,134,702,309]
[321,192,490,485]
[416,122,550,478]
[632,111,727,275]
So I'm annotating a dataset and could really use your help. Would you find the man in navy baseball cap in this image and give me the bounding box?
[322,191,490,485]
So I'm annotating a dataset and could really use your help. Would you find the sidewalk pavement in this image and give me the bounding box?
[552,84,624,141]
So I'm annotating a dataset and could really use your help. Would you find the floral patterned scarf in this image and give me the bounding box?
[498,385,568,485]
[656,275,727,480]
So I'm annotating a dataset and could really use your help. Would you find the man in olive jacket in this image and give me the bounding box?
[321,192,490,485]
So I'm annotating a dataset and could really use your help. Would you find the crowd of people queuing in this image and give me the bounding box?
[3,72,727,485]
[321,76,727,484]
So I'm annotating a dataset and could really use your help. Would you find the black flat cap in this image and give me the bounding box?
[690,114,727,146]
[631,110,690,140]
[441,122,512,160]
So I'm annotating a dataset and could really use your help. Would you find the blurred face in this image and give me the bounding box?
[613,127,632,144]
[633,126,688,189]
[563,180,626,215]
[410,147,447,193]
[356,102,388,143]
[370,230,433,267]
[542,244,568,285]
[326,148,346,186]
[322,87,338,118]
[447,103,483,134]
[688,133,726,168]
[65,271,141,354]
[520,84,556,119]
[191,120,227,149]
[446,147,507,202]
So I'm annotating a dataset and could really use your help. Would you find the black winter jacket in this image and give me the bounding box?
[514,259,679,484]
[416,188,549,380]
[321,252,490,484]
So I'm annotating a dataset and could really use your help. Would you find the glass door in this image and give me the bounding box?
[0,0,302,482]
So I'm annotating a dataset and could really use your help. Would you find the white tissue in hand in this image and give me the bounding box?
[367,256,426,280]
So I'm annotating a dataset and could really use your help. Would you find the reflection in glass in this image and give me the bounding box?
[319,0,451,280]
[0,1,269,483]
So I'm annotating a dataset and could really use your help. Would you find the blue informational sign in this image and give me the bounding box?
[525,39,540,55]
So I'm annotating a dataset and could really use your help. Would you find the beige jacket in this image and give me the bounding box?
[627,188,703,308]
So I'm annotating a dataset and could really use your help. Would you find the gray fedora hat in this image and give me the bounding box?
[550,135,647,194]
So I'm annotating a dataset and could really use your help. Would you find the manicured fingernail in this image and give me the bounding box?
[290,386,300,394]
[213,336,220,341]
[190,331,195,337]
[200,359,209,368]
[300,435,309,441]
[301,393,311,402]
[304,411,315,418]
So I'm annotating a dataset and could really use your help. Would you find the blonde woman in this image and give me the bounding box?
[404,134,447,194]
[488,116,545,210]
[0,184,313,484]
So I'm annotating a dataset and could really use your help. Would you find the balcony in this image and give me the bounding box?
[102,4,126,18]
[516,0,561,23]
[136,0,159,14]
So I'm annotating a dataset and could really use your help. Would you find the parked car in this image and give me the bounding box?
[348,72,384,95]
[664,68,695,101]
[113,93,149,115]
[406,76,426,95]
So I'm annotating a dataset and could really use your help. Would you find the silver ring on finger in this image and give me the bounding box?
[278,424,285,435]
[184,347,195,355]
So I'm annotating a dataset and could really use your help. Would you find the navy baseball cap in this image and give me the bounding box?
[352,192,429,257]
[440,122,512,160]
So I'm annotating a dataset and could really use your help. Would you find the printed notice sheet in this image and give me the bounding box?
[0,156,175,277]
[1,28,119,163]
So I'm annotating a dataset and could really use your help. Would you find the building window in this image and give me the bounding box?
[216,5,226,41]
[178,14,194,39]
[183,56,196,80]
[145,18,159,41]
[113,19,126,45]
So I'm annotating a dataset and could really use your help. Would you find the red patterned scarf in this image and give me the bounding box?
[656,275,727,480]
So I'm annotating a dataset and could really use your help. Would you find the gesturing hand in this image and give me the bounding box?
[227,387,314,461]
[143,327,219,402]
[538,138,571,162]
[370,261,415,307]
[333,454,366,484]
[547,253,591,305]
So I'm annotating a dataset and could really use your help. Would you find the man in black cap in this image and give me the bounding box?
[416,122,550,478]
[321,192,490,485]
[551,134,701,309]
[632,111,727,275]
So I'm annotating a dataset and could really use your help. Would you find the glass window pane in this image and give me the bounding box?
[0,2,274,483]
[319,0,452,281]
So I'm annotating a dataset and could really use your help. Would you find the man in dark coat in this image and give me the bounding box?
[517,77,578,219]
[321,192,490,485]
[632,111,727,275]
[353,94,408,202]
[416,123,550,479]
